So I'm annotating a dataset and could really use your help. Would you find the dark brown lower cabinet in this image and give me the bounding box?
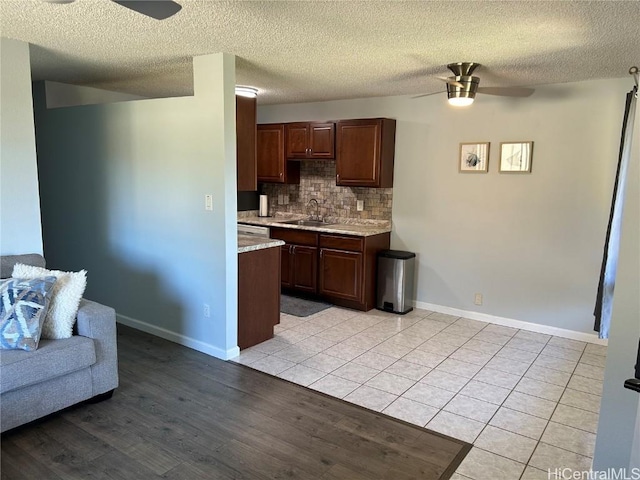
[238,246,281,350]
[280,244,292,288]
[319,248,362,303]
[270,227,390,311]
[291,245,318,293]
[271,228,319,294]
[279,244,318,292]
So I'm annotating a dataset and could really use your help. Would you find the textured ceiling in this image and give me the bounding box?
[1,0,639,105]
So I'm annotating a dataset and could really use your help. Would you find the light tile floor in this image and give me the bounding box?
[230,306,607,480]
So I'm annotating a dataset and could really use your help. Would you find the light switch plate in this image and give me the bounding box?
[205,194,213,211]
[356,200,364,211]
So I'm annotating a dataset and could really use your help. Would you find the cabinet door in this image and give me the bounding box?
[236,95,257,191]
[309,123,335,159]
[319,248,363,302]
[336,121,381,186]
[292,245,318,293]
[257,124,286,182]
[280,244,292,288]
[286,123,310,159]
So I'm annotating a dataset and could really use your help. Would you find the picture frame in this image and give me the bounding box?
[499,141,533,173]
[459,142,490,173]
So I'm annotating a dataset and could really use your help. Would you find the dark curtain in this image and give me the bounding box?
[594,87,638,339]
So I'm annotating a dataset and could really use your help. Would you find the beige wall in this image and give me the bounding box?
[0,38,43,255]
[44,81,147,108]
[259,78,635,334]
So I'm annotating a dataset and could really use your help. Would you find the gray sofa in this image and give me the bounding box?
[0,254,118,432]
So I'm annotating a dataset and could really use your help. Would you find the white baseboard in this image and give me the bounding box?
[116,314,240,360]
[414,301,608,346]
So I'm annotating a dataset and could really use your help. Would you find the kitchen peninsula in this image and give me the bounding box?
[237,233,284,349]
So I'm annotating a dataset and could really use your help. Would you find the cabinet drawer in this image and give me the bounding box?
[271,228,318,246]
[319,234,363,252]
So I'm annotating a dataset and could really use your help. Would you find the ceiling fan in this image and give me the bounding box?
[43,0,182,20]
[421,62,535,106]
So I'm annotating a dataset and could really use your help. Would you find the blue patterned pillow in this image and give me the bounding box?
[0,277,57,351]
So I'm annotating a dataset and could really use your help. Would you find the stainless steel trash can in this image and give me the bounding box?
[376,250,416,315]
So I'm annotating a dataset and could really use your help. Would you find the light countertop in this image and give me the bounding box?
[238,234,284,254]
[238,215,392,237]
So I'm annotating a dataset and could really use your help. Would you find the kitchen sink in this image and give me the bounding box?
[278,219,337,227]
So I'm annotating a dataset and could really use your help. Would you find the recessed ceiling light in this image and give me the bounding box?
[235,86,258,98]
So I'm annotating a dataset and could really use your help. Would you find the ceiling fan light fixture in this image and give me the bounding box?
[235,86,258,98]
[448,96,475,107]
[446,75,479,107]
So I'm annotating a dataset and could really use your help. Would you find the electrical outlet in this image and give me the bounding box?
[203,303,210,318]
[284,194,289,205]
[277,194,284,205]
[474,293,483,306]
[205,194,213,211]
[356,200,364,211]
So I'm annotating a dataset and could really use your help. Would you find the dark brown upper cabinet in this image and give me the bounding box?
[236,95,257,191]
[336,118,396,188]
[257,124,300,184]
[286,122,335,159]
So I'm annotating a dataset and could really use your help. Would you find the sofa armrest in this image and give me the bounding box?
[76,299,119,396]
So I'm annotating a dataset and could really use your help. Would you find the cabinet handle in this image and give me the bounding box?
[289,245,293,254]
[292,245,296,254]
[279,172,283,177]
[320,250,323,258]
[336,173,340,182]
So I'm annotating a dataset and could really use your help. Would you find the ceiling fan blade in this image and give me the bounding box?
[437,77,464,88]
[112,0,182,20]
[412,91,443,99]
[477,86,535,98]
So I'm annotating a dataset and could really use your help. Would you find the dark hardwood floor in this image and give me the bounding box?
[1,325,471,479]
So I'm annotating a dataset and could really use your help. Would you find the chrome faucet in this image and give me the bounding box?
[307,198,320,221]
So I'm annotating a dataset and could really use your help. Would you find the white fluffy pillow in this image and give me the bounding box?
[12,264,87,339]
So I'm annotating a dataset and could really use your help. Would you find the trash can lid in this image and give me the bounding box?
[378,250,416,260]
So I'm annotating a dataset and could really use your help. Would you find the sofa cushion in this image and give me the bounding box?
[12,264,87,340]
[0,336,96,394]
[0,254,45,279]
[0,276,57,351]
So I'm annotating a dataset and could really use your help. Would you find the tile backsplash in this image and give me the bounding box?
[261,160,392,220]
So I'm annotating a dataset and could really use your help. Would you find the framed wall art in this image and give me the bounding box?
[459,142,490,173]
[500,141,533,173]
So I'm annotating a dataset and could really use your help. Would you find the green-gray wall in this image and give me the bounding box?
[0,38,43,255]
[34,53,239,358]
